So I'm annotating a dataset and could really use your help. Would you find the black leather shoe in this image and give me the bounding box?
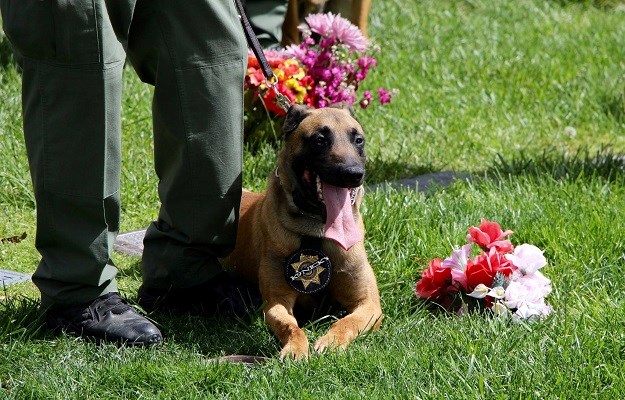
[138,272,262,318]
[46,293,163,346]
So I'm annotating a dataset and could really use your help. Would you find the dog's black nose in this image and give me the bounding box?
[342,165,365,186]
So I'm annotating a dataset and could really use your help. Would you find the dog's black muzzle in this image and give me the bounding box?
[321,163,365,188]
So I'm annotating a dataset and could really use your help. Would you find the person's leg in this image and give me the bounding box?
[127,0,250,312]
[245,0,288,49]
[0,0,161,345]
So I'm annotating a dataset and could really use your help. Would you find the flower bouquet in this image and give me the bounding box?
[244,13,395,145]
[415,220,553,320]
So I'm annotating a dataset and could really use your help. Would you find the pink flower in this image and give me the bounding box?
[303,13,334,37]
[359,90,372,109]
[467,219,514,252]
[304,13,369,52]
[331,15,369,52]
[415,219,552,320]
[505,244,547,275]
[357,56,377,70]
[504,272,552,319]
[378,88,393,105]
[251,12,394,112]
[283,44,307,61]
[442,243,472,290]
[257,48,289,60]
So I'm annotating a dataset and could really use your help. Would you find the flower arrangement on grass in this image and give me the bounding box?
[244,13,395,144]
[415,219,553,320]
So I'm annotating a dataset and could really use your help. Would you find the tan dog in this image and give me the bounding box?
[224,104,382,360]
[282,0,373,46]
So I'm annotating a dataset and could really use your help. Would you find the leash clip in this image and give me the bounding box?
[266,75,292,113]
[234,0,291,113]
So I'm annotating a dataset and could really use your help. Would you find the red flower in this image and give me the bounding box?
[467,219,514,252]
[489,239,514,253]
[247,54,259,69]
[465,255,496,292]
[246,67,265,88]
[282,61,302,76]
[247,54,285,69]
[465,248,516,291]
[261,83,295,116]
[416,258,452,300]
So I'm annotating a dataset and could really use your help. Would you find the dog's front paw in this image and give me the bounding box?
[314,332,350,354]
[279,341,309,361]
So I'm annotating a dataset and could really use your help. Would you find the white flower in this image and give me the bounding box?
[513,302,553,320]
[504,273,552,319]
[488,286,506,299]
[526,270,551,289]
[468,283,489,299]
[492,301,509,316]
[505,244,547,275]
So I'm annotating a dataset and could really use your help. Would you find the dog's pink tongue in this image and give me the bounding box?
[322,182,363,251]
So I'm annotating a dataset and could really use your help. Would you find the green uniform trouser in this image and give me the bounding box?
[245,0,287,49]
[0,0,246,309]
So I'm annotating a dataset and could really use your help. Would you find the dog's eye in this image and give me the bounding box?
[313,135,327,146]
[351,129,365,146]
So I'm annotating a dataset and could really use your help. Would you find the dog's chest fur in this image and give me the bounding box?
[224,174,366,289]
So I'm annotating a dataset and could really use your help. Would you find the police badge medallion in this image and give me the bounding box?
[284,244,332,294]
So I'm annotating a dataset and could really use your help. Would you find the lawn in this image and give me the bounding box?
[2,0,625,398]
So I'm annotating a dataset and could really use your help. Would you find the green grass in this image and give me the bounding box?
[2,0,625,398]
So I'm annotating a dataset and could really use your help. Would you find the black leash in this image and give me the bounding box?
[233,0,291,112]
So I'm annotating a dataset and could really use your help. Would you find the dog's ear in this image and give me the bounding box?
[282,104,311,136]
[329,102,355,116]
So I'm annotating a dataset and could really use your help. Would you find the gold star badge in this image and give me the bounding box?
[290,253,326,290]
